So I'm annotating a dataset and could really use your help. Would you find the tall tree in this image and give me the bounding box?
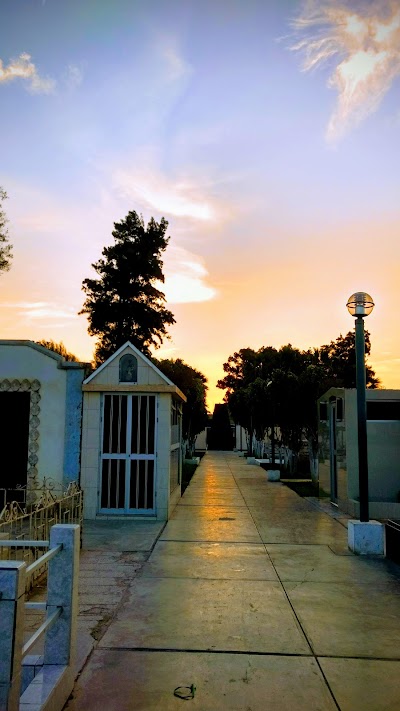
[0,187,13,274]
[80,211,175,366]
[154,358,209,456]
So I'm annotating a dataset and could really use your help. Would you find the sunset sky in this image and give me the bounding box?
[0,0,399,409]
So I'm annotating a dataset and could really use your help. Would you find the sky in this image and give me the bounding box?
[0,0,399,410]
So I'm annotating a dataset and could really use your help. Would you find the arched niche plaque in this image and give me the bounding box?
[119,354,138,383]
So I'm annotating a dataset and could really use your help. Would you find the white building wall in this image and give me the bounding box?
[234,425,247,451]
[81,392,101,520]
[194,429,208,451]
[0,344,67,489]
[156,393,172,521]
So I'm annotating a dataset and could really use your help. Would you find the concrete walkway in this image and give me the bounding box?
[65,452,400,710]
[24,520,164,671]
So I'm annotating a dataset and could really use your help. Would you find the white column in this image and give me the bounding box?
[0,561,26,711]
[44,524,80,667]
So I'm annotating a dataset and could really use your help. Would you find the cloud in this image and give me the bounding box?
[113,167,216,221]
[0,52,55,94]
[2,302,77,320]
[162,43,192,83]
[151,345,178,359]
[64,64,83,90]
[152,33,192,84]
[162,246,217,304]
[291,0,400,140]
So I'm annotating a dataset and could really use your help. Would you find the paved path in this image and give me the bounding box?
[25,521,164,670]
[65,452,400,710]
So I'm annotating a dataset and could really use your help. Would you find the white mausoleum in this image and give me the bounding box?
[80,342,186,520]
[0,340,87,498]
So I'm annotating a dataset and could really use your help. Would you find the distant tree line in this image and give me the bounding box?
[36,340,79,361]
[217,334,379,475]
[154,358,208,457]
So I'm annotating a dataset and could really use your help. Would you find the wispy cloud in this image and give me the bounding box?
[291,0,400,140]
[163,245,217,304]
[162,44,192,83]
[2,302,77,320]
[64,64,83,90]
[0,53,55,94]
[113,166,216,221]
[155,33,192,84]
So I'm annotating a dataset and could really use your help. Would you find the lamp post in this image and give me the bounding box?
[346,292,374,523]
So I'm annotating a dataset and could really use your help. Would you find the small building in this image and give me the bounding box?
[318,387,400,519]
[0,340,87,499]
[194,427,209,452]
[80,342,186,521]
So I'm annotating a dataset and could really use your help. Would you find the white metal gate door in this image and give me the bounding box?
[100,394,156,513]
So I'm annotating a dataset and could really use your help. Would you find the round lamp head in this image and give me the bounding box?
[346,292,374,317]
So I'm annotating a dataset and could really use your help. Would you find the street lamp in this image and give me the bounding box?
[346,292,374,522]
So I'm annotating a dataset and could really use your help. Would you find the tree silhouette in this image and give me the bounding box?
[154,358,208,456]
[317,331,379,388]
[0,187,13,274]
[36,340,79,362]
[218,332,379,472]
[80,211,175,366]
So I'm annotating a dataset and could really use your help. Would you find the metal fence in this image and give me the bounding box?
[0,482,83,588]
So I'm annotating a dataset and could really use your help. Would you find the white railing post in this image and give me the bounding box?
[0,561,26,711]
[44,524,79,668]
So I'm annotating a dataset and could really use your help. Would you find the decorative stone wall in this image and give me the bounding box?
[0,378,41,495]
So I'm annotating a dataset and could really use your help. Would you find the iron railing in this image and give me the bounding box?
[0,482,82,587]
